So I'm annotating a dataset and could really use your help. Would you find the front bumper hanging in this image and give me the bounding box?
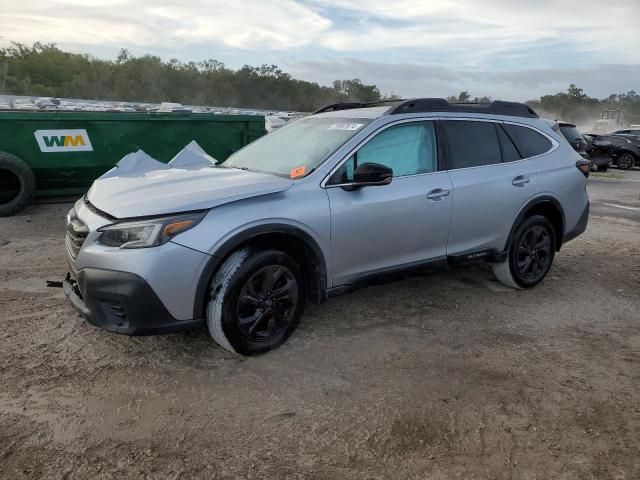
[63,269,204,335]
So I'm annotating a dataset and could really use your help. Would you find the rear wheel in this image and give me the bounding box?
[492,215,556,289]
[206,247,306,355]
[0,152,35,216]
[617,153,635,170]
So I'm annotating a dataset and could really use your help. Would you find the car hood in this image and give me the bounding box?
[87,165,293,218]
[87,167,293,218]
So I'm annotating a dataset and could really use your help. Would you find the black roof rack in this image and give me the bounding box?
[387,98,538,118]
[313,98,538,118]
[312,99,407,115]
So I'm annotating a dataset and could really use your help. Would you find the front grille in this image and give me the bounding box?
[66,214,89,259]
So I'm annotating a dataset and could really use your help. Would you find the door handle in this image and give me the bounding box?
[426,188,450,200]
[512,175,530,187]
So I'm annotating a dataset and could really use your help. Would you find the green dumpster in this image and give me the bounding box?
[0,111,266,216]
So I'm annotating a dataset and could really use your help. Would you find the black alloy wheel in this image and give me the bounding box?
[617,153,634,170]
[236,265,299,343]
[516,225,553,283]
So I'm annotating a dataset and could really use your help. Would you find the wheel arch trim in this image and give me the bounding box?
[504,195,566,252]
[192,223,328,319]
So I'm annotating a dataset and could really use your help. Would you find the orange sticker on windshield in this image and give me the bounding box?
[290,166,306,178]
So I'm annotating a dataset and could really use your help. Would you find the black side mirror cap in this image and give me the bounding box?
[352,162,392,185]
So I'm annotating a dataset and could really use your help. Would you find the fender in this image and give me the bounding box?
[192,223,328,319]
[503,195,566,252]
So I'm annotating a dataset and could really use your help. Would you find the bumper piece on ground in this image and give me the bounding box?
[63,269,204,335]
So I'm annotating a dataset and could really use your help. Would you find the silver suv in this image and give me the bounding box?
[64,99,590,355]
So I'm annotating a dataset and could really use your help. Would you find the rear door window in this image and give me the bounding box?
[497,124,521,163]
[443,120,502,169]
[503,124,552,158]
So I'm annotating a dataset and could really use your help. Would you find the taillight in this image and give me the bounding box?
[576,159,591,177]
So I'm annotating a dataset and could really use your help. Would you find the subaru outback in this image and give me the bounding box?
[64,98,590,355]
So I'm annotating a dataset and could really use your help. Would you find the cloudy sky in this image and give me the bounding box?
[2,0,639,100]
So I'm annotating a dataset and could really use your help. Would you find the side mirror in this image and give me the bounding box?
[343,162,393,191]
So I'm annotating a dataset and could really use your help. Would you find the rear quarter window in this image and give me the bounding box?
[504,124,553,158]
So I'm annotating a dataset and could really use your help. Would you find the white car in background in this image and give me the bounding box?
[156,102,192,113]
[265,115,287,132]
[12,99,38,110]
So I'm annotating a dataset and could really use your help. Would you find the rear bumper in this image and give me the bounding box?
[63,269,204,335]
[563,201,589,245]
[587,155,612,167]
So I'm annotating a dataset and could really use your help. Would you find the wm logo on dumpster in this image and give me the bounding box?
[34,129,93,152]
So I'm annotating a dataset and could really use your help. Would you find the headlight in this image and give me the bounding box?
[97,212,206,249]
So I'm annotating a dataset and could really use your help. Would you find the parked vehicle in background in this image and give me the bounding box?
[0,111,266,216]
[612,127,640,139]
[582,134,613,171]
[11,99,38,110]
[63,98,589,355]
[0,100,10,110]
[609,135,640,170]
[547,120,610,170]
[584,134,640,170]
[58,101,84,111]
[555,121,588,157]
[156,102,192,113]
[35,97,59,110]
[265,115,287,132]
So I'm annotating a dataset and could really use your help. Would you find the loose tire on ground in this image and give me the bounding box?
[206,247,306,356]
[0,152,35,217]
[492,215,556,289]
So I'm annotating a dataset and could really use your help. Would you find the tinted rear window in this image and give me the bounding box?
[503,124,552,158]
[559,125,583,143]
[444,121,501,169]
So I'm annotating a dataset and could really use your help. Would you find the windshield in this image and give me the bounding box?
[223,116,373,178]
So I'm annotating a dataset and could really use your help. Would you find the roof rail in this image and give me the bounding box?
[312,99,407,115]
[387,98,539,118]
[312,102,369,114]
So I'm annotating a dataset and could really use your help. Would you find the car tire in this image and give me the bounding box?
[616,153,634,170]
[0,152,35,217]
[206,247,306,356]
[492,215,556,289]
[598,165,608,172]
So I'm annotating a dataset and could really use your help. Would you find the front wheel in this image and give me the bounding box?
[206,247,306,355]
[492,215,556,289]
[616,153,635,170]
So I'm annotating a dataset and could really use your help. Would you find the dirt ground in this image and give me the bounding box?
[1,170,639,479]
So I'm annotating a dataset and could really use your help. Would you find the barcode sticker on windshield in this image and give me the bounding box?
[327,123,364,131]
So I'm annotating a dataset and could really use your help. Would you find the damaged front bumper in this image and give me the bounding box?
[63,269,204,335]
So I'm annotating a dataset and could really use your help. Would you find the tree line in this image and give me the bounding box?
[448,85,639,126]
[1,42,638,124]
[0,43,382,111]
